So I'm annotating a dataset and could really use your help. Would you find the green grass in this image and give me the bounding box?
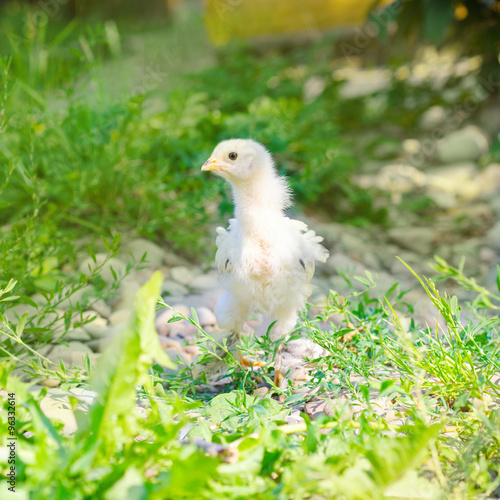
[1,259,499,498]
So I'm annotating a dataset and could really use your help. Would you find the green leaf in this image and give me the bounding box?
[422,0,453,44]
[15,312,29,338]
[76,271,172,461]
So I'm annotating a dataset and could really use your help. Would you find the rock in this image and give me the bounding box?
[337,67,391,99]
[387,227,435,255]
[162,279,188,296]
[90,299,112,319]
[324,252,367,277]
[79,253,127,285]
[195,306,216,327]
[418,105,447,131]
[82,315,109,339]
[170,266,194,286]
[490,197,500,218]
[372,141,400,160]
[39,387,97,435]
[155,305,190,336]
[339,232,368,256]
[486,221,500,251]
[168,320,198,341]
[58,285,97,311]
[164,348,191,368]
[304,399,336,419]
[189,273,218,291]
[48,342,93,368]
[5,303,37,323]
[355,164,426,203]
[425,163,480,208]
[303,76,326,103]
[253,387,269,398]
[125,238,166,267]
[109,309,131,326]
[41,378,61,388]
[479,247,496,263]
[436,126,489,164]
[478,163,500,197]
[64,328,92,342]
[159,337,183,350]
[313,222,343,248]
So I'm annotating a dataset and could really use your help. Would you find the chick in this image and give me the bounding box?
[201,139,329,386]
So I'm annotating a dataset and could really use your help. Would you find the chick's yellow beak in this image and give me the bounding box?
[201,157,228,172]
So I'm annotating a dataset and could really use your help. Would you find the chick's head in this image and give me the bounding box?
[201,139,273,183]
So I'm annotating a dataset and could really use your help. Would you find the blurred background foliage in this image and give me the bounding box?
[0,0,499,291]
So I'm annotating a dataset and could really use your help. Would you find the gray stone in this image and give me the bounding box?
[189,273,218,291]
[372,141,400,160]
[90,299,111,319]
[314,222,343,248]
[4,303,37,323]
[162,279,188,296]
[83,315,110,339]
[339,232,368,255]
[170,266,195,285]
[479,247,496,263]
[324,252,367,277]
[109,309,131,326]
[164,348,191,368]
[65,328,92,342]
[58,285,97,311]
[79,253,127,285]
[418,105,447,131]
[48,342,93,368]
[436,126,488,164]
[387,227,435,255]
[486,221,500,251]
[125,238,166,266]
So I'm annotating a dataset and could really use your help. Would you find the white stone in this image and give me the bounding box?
[337,68,391,99]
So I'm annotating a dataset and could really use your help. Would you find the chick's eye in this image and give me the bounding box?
[228,152,238,161]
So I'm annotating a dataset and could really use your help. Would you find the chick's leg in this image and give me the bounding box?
[214,291,263,369]
[270,307,299,387]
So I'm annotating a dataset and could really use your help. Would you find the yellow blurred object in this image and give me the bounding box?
[454,3,468,20]
[205,0,396,46]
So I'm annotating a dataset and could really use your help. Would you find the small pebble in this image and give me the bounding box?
[195,306,217,327]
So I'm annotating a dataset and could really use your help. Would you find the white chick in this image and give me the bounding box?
[201,139,329,386]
